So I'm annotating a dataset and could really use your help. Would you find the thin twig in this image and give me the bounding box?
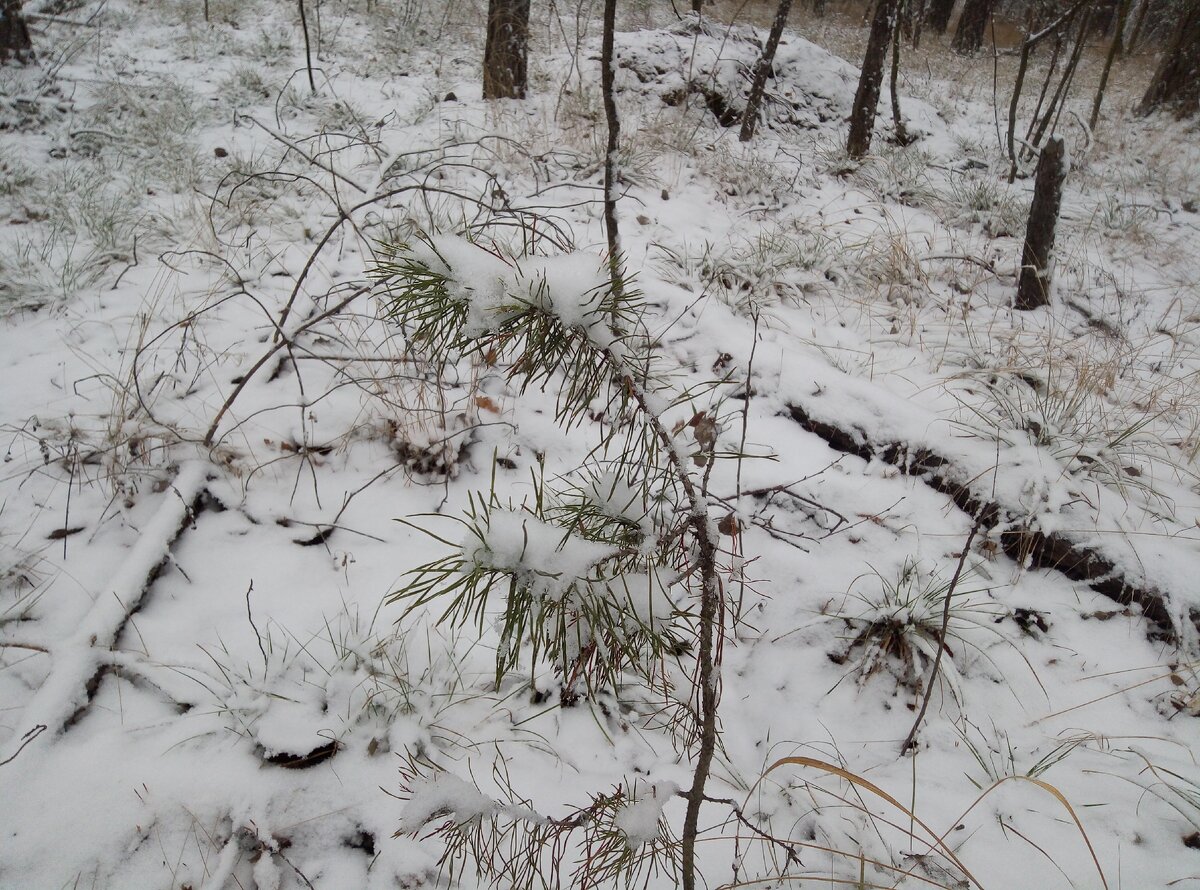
[901,517,982,754]
[0,725,47,767]
[245,581,269,676]
[240,115,364,193]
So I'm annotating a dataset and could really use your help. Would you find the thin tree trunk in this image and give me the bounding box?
[1027,6,1091,152]
[951,0,994,53]
[1090,0,1132,129]
[1008,11,1036,181]
[890,0,909,144]
[483,0,531,99]
[925,0,955,35]
[1139,0,1200,117]
[848,0,900,158]
[910,0,927,47]
[1016,136,1067,311]
[680,521,722,890]
[298,0,316,93]
[0,0,34,65]
[739,0,795,142]
[1126,0,1151,53]
[1022,34,1063,156]
[601,0,622,283]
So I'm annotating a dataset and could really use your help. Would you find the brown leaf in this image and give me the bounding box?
[717,513,740,537]
[47,526,85,540]
[475,396,500,414]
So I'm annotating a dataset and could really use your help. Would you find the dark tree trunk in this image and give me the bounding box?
[1090,0,1132,129]
[739,0,795,141]
[890,0,909,143]
[0,0,34,65]
[951,0,994,53]
[848,0,900,158]
[1126,0,1151,53]
[601,0,622,282]
[1140,0,1200,117]
[925,0,955,34]
[1090,0,1119,36]
[1016,137,1067,311]
[482,0,530,99]
[899,0,920,42]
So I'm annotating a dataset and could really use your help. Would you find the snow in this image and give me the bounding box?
[613,781,678,848]
[464,508,614,601]
[1,1,1199,888]
[397,772,499,834]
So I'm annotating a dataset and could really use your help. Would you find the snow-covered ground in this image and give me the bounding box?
[2,1,1199,887]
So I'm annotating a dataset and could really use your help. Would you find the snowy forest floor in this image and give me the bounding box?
[2,0,1200,887]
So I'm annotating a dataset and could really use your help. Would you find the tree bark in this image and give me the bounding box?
[890,0,909,144]
[1016,137,1067,311]
[739,0,795,142]
[482,0,530,100]
[601,0,622,283]
[1139,0,1200,117]
[0,0,34,65]
[951,0,994,53]
[1090,0,1132,129]
[847,0,900,158]
[925,0,955,34]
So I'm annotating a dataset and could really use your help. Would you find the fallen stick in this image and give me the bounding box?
[0,461,210,766]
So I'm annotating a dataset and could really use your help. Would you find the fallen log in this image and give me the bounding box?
[787,404,1177,642]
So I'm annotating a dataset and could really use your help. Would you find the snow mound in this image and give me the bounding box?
[615,17,942,142]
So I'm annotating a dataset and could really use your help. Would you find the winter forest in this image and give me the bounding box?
[1,0,1199,886]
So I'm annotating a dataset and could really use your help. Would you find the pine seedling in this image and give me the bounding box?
[376,233,731,889]
[374,234,713,699]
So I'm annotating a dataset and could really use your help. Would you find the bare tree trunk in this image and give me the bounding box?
[739,0,795,141]
[482,0,530,99]
[0,0,34,65]
[1140,0,1200,117]
[1016,136,1067,311]
[601,0,622,284]
[298,0,316,93]
[890,0,910,143]
[925,0,955,34]
[1126,0,1151,52]
[1027,5,1091,151]
[1090,0,1132,129]
[951,0,994,53]
[848,0,900,158]
[908,0,927,46]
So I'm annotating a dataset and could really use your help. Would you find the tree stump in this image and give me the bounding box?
[1015,136,1067,311]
